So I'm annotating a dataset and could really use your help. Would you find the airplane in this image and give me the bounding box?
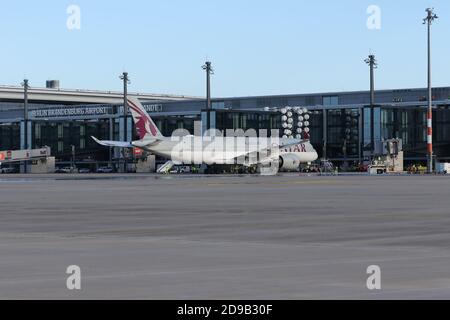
[92,97,318,172]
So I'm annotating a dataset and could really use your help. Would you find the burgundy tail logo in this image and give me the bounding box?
[127,99,158,139]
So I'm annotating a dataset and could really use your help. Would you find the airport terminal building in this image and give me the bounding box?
[1,82,450,169]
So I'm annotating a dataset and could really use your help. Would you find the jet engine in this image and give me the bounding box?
[279,154,300,171]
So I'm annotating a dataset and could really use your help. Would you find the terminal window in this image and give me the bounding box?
[323,96,339,106]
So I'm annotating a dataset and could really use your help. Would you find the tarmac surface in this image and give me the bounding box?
[1,173,450,299]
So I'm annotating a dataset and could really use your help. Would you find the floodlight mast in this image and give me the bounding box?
[21,79,29,173]
[365,54,378,159]
[423,8,438,173]
[201,61,214,135]
[119,72,131,173]
[202,61,214,111]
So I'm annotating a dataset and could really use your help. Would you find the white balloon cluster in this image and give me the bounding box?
[280,106,311,140]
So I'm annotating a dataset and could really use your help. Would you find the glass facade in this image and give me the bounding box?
[379,106,450,159]
[380,107,427,158]
[0,123,20,150]
[325,109,360,159]
[32,120,111,161]
[308,110,324,156]
[29,116,199,162]
[323,96,339,106]
[215,111,281,136]
[154,115,197,137]
[2,101,450,165]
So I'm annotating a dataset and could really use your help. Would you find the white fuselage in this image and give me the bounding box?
[133,136,318,166]
[279,143,319,164]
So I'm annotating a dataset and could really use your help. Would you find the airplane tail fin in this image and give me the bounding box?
[127,97,163,140]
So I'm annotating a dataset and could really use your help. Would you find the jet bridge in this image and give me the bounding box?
[0,147,55,173]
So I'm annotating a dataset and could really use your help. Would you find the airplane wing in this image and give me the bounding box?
[91,136,134,148]
[214,139,302,164]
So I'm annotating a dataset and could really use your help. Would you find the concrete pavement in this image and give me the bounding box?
[1,174,450,299]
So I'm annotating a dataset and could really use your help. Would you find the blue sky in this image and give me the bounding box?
[0,1,448,97]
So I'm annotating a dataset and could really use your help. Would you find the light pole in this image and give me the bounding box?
[21,79,29,173]
[119,72,130,173]
[70,144,75,171]
[364,54,377,159]
[423,8,438,173]
[202,61,214,136]
[202,61,214,111]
